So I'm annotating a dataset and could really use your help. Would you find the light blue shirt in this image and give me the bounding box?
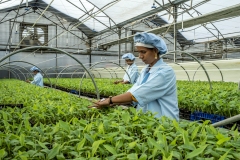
[31,72,43,87]
[128,59,179,120]
[123,63,139,84]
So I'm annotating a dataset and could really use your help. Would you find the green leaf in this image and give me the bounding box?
[163,151,173,160]
[127,153,138,160]
[170,136,178,146]
[191,126,199,140]
[139,153,147,160]
[33,152,45,158]
[47,144,61,160]
[38,141,48,150]
[148,138,164,153]
[27,150,38,157]
[185,145,208,159]
[182,130,190,145]
[128,141,137,150]
[232,152,240,159]
[172,119,179,129]
[59,120,70,133]
[210,150,220,158]
[84,134,94,144]
[219,149,231,160]
[208,125,217,135]
[103,144,117,155]
[23,114,31,131]
[98,123,104,134]
[172,151,182,159]
[56,154,65,160]
[119,126,125,133]
[122,111,130,124]
[77,138,86,151]
[216,137,230,145]
[91,140,105,157]
[0,149,7,159]
[20,155,28,160]
[16,121,23,135]
[19,134,25,146]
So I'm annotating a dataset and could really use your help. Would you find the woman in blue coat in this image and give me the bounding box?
[114,53,139,84]
[26,66,43,87]
[89,32,179,120]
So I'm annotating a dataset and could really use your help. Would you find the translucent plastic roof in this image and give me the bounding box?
[0,0,33,9]
[159,0,240,42]
[1,0,240,43]
[41,0,159,31]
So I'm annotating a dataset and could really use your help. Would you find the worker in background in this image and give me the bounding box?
[26,66,43,87]
[114,53,139,84]
[89,32,179,120]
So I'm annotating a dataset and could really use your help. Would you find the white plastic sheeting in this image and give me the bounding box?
[0,0,33,10]
[88,59,240,82]
[41,0,156,31]
[1,0,240,43]
[159,0,240,42]
[170,59,240,82]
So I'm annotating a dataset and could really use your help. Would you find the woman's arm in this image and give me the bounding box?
[88,92,135,109]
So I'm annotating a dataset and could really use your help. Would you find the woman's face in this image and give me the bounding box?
[33,71,38,75]
[136,46,157,65]
[125,59,134,65]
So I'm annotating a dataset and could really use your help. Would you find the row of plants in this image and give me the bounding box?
[43,78,240,117]
[44,78,131,97]
[1,79,240,159]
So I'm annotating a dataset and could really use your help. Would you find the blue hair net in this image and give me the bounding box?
[30,66,40,72]
[122,53,135,60]
[134,32,167,54]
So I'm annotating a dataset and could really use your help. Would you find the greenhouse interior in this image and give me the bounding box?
[0,0,240,159]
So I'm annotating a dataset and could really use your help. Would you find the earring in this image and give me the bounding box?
[155,53,157,59]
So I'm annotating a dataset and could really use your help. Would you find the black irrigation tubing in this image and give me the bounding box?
[0,46,100,99]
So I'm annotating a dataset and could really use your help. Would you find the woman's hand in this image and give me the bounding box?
[88,98,110,109]
[114,80,120,84]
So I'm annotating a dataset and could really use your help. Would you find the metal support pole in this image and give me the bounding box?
[8,21,11,79]
[173,5,178,62]
[55,25,58,78]
[238,80,240,90]
[89,39,92,67]
[225,40,228,59]
[125,28,127,52]
[118,28,121,65]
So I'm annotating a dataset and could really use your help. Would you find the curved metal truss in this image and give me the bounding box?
[0,60,52,87]
[0,63,33,80]
[161,51,212,89]
[0,46,100,99]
